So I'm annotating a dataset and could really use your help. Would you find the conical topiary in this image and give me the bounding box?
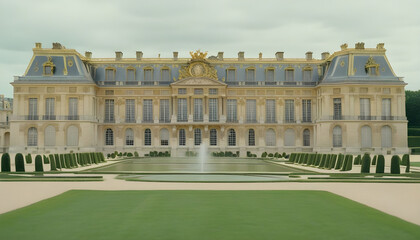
[361,153,371,173]
[35,155,43,172]
[376,155,385,173]
[1,153,11,172]
[15,153,25,172]
[390,155,401,174]
[372,155,377,165]
[49,154,57,171]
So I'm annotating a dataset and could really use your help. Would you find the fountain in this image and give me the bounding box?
[199,143,207,172]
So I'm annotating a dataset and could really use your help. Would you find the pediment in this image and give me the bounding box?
[171,77,226,86]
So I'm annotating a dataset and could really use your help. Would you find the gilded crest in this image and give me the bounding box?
[178,50,218,81]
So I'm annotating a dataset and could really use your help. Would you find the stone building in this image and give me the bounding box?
[0,95,13,152]
[9,42,408,156]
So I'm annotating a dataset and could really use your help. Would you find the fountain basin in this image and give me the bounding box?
[118,174,291,182]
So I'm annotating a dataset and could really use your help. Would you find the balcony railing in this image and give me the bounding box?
[13,115,95,121]
[321,115,406,121]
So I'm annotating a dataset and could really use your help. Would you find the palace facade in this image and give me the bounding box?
[9,42,408,156]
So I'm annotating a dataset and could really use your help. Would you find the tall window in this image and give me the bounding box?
[333,126,342,147]
[28,127,38,146]
[179,129,186,146]
[265,129,276,146]
[143,99,153,123]
[285,69,294,81]
[382,98,391,120]
[125,128,134,146]
[105,99,114,123]
[333,98,342,120]
[105,128,113,146]
[127,68,135,81]
[66,125,79,146]
[161,68,170,82]
[210,129,217,146]
[228,129,236,146]
[209,89,218,95]
[381,125,392,148]
[285,100,295,123]
[266,69,274,82]
[209,98,219,122]
[178,88,187,95]
[227,69,236,81]
[248,129,255,146]
[246,99,257,123]
[159,99,170,123]
[105,69,115,81]
[303,70,312,81]
[194,128,202,146]
[193,98,203,122]
[227,99,237,122]
[177,98,187,122]
[144,69,153,81]
[246,68,255,82]
[160,128,169,146]
[284,129,295,146]
[361,125,372,148]
[125,99,135,123]
[302,100,311,122]
[28,98,38,120]
[69,98,78,120]
[45,98,55,120]
[265,99,276,123]
[303,129,310,146]
[144,128,151,146]
[44,125,55,146]
[360,98,371,120]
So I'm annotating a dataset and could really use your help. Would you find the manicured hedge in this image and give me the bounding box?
[361,153,371,173]
[319,154,326,168]
[376,155,385,173]
[55,154,61,169]
[35,155,43,172]
[329,154,337,170]
[59,154,65,169]
[15,153,25,172]
[402,154,410,173]
[25,154,32,164]
[43,155,49,164]
[372,155,377,165]
[49,154,57,171]
[390,155,401,174]
[335,154,344,170]
[341,155,353,171]
[1,153,11,172]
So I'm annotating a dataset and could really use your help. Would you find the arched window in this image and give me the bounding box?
[266,128,276,146]
[144,128,151,146]
[361,125,372,148]
[303,129,310,146]
[125,128,134,146]
[160,128,169,146]
[194,128,202,146]
[228,129,236,146]
[67,125,79,146]
[28,127,38,146]
[381,125,392,148]
[210,129,217,146]
[44,125,55,146]
[333,126,342,147]
[179,129,186,146]
[248,129,255,146]
[105,128,113,146]
[284,128,295,146]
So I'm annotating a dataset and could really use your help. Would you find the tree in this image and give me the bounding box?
[406,90,420,127]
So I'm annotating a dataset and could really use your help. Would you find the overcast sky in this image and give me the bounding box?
[0,0,419,98]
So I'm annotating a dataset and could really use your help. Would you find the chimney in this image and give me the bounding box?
[85,51,92,59]
[376,43,385,50]
[136,51,143,61]
[217,52,224,60]
[35,43,42,48]
[238,51,244,61]
[275,52,284,61]
[355,42,365,49]
[305,52,313,61]
[321,52,330,60]
[259,52,262,60]
[115,51,123,61]
[340,43,348,50]
[173,52,178,60]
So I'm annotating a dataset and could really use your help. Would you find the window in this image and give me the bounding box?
[179,129,186,146]
[228,129,236,146]
[194,128,202,146]
[248,129,255,146]
[67,125,79,146]
[302,100,311,122]
[44,125,56,146]
[144,68,153,81]
[284,129,295,146]
[246,99,257,123]
[285,69,294,81]
[126,128,134,146]
[266,69,275,82]
[105,68,115,81]
[144,129,151,146]
[360,98,371,120]
[265,99,276,123]
[143,99,153,123]
[69,98,78,120]
[159,99,170,123]
[265,129,276,146]
[160,128,169,146]
[333,98,342,120]
[105,128,113,146]
[361,125,372,148]
[44,66,53,75]
[303,70,312,81]
[161,68,170,82]
[226,69,236,81]
[246,68,255,82]
[28,98,38,120]
[333,126,342,147]
[45,98,55,120]
[303,129,310,146]
[382,98,391,120]
[105,99,114,123]
[285,100,295,123]
[125,99,135,123]
[193,98,203,122]
[194,88,203,95]
[178,88,187,95]
[381,125,392,148]
[177,98,187,122]
[28,127,38,146]
[210,129,217,146]
[209,98,218,122]
[227,99,237,122]
[367,67,378,76]
[127,68,136,81]
[209,89,218,95]
[43,57,55,76]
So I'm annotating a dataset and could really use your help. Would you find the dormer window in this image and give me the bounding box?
[265,68,275,82]
[285,68,294,81]
[303,66,313,81]
[246,68,255,82]
[365,56,379,76]
[226,68,236,81]
[126,67,136,81]
[105,68,116,81]
[43,57,55,76]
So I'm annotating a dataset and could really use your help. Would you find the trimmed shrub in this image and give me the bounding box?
[274,152,279,158]
[341,155,353,171]
[372,155,377,165]
[59,154,65,169]
[282,152,286,158]
[134,151,139,157]
[1,153,11,172]
[127,152,133,157]
[402,154,410,173]
[110,153,116,159]
[261,152,267,158]
[329,154,337,169]
[319,154,326,168]
[314,154,321,166]
[289,153,296,162]
[35,155,43,172]
[43,155,49,164]
[55,154,61,169]
[335,154,344,170]
[15,153,25,172]
[64,154,71,168]
[390,155,401,174]
[25,154,32,164]
[361,153,371,173]
[49,154,57,171]
[376,155,385,173]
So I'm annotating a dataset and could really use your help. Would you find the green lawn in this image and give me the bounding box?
[0,190,419,240]
[411,162,420,167]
